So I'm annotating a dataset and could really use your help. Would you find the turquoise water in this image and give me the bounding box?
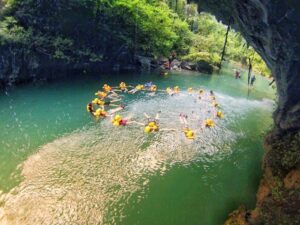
[0,68,275,224]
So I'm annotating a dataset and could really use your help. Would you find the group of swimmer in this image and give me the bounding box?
[86,81,225,141]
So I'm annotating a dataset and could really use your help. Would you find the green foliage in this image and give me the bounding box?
[182,52,220,66]
[110,0,191,56]
[0,16,31,44]
[0,0,192,61]
[0,0,270,76]
[186,12,271,76]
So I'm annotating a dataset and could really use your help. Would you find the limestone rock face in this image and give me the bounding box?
[197,0,300,131]
[195,1,300,224]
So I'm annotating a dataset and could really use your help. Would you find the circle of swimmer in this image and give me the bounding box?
[87,81,225,141]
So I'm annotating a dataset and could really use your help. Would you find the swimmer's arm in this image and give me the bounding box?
[155,113,160,120]
[110,99,122,103]
[143,113,150,119]
[128,121,145,126]
[110,91,119,96]
[179,116,185,124]
[109,107,124,115]
[128,89,136,94]
[183,117,188,125]
[107,94,119,99]
[160,128,178,132]
[109,103,119,107]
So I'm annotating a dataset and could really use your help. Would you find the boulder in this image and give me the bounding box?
[180,61,192,70]
[196,60,213,74]
[170,59,181,68]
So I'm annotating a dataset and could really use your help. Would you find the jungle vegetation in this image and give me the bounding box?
[0,0,270,76]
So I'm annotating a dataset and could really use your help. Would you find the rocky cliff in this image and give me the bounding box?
[194,0,300,224]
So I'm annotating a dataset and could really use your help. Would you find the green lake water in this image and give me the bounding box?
[0,67,275,224]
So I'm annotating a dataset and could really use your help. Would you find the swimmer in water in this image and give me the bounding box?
[144,112,160,123]
[111,114,144,127]
[173,86,180,94]
[86,103,95,114]
[95,91,108,99]
[216,110,224,119]
[104,84,120,96]
[199,89,205,95]
[103,84,113,92]
[166,87,175,96]
[212,101,219,108]
[91,104,125,119]
[143,112,160,133]
[95,91,119,100]
[128,84,144,94]
[142,112,176,133]
[179,113,195,140]
[204,118,215,128]
[146,85,157,96]
[91,98,122,111]
[108,104,126,115]
[144,81,153,89]
[92,108,108,118]
[150,85,157,92]
[209,90,217,101]
[119,82,128,92]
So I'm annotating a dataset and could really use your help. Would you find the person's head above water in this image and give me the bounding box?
[87,103,94,112]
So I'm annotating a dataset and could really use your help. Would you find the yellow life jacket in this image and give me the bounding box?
[92,98,99,104]
[95,91,107,98]
[120,82,127,90]
[150,85,157,92]
[113,121,120,126]
[188,88,193,93]
[183,128,195,139]
[144,126,151,133]
[98,100,105,106]
[103,84,112,92]
[145,121,159,132]
[93,109,107,118]
[217,111,224,119]
[148,121,156,127]
[92,98,104,106]
[112,114,123,126]
[205,119,215,128]
[174,86,180,93]
[136,85,144,90]
[212,102,219,108]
